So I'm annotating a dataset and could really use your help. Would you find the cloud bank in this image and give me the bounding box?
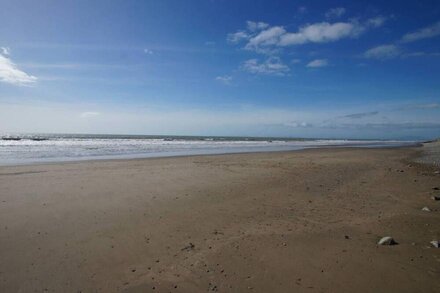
[1,99,439,140]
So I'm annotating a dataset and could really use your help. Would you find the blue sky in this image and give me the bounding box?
[1,0,440,139]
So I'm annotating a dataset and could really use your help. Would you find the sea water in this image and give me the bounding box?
[0,133,418,166]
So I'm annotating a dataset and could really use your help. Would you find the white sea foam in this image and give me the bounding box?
[0,134,417,165]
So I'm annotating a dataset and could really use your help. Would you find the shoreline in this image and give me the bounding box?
[0,142,421,168]
[1,146,439,292]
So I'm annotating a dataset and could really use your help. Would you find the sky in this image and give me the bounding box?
[1,0,440,139]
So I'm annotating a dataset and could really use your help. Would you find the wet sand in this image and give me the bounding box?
[0,146,439,292]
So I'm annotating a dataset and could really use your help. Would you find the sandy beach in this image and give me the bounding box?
[1,146,439,293]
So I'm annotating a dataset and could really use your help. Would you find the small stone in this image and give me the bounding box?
[431,196,440,201]
[430,240,439,248]
[181,243,195,251]
[378,236,397,245]
[422,207,431,212]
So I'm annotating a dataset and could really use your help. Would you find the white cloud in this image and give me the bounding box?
[246,21,269,32]
[0,53,37,86]
[231,17,386,53]
[245,26,286,52]
[366,16,387,28]
[227,31,249,44]
[80,111,101,118]
[325,7,346,19]
[306,59,328,68]
[241,57,290,75]
[364,44,400,59]
[1,47,10,56]
[284,121,310,128]
[401,21,440,43]
[215,75,232,85]
[144,48,153,54]
[279,22,358,46]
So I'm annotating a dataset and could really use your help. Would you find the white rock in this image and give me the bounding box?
[422,207,431,212]
[431,240,439,248]
[378,236,396,245]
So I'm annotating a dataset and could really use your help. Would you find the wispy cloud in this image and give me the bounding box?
[228,16,387,55]
[20,62,141,71]
[307,59,328,68]
[413,103,440,109]
[363,22,440,60]
[297,6,307,14]
[335,122,440,130]
[341,111,379,119]
[246,21,269,32]
[1,47,10,56]
[227,31,250,44]
[364,44,400,59]
[241,57,289,75]
[401,21,440,43]
[283,121,311,128]
[215,75,232,85]
[279,18,385,47]
[279,22,354,46]
[244,26,286,53]
[399,103,440,110]
[80,111,101,118]
[143,48,154,54]
[402,51,440,58]
[365,16,387,28]
[322,110,380,124]
[0,51,37,86]
[325,7,346,19]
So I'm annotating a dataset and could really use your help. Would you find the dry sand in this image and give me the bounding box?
[0,146,439,292]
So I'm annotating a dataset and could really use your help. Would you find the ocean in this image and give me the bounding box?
[0,133,418,166]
